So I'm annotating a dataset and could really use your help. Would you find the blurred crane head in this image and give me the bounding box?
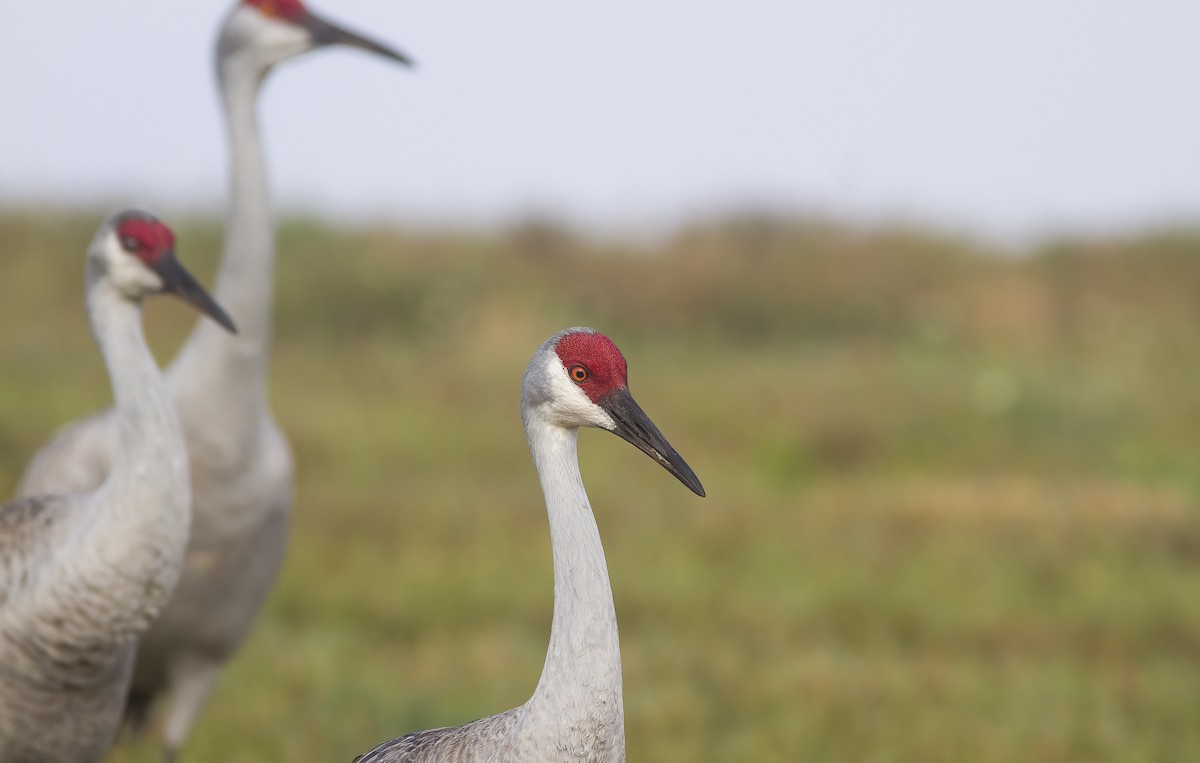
[218,0,414,77]
[90,210,236,333]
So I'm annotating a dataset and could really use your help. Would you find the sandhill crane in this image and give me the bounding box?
[353,328,705,763]
[16,2,413,759]
[0,211,234,763]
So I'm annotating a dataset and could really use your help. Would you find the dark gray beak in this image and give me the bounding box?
[300,11,415,67]
[154,254,237,334]
[599,387,705,497]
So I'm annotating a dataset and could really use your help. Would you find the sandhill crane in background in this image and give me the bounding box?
[0,211,234,763]
[354,328,705,763]
[17,1,413,759]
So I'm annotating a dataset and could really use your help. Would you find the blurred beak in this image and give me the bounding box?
[599,388,706,497]
[299,11,415,67]
[154,254,237,334]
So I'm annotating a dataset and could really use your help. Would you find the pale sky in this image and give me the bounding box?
[1,0,1197,239]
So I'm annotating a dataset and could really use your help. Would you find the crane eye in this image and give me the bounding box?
[568,365,589,383]
[122,237,140,252]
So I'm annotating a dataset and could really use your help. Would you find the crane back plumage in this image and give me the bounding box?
[0,495,139,763]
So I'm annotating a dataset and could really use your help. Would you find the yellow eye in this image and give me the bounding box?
[569,365,589,383]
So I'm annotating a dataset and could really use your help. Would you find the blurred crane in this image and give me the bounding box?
[0,211,234,763]
[354,328,705,763]
[17,2,413,759]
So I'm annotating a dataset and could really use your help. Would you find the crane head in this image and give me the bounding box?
[91,210,237,334]
[523,328,705,497]
[218,0,414,75]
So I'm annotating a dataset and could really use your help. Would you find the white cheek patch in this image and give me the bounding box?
[249,13,314,64]
[541,355,616,430]
[222,6,312,67]
[107,248,164,298]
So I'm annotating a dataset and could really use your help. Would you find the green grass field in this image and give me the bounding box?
[1,210,1198,762]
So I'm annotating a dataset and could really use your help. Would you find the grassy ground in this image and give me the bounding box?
[1,210,1198,762]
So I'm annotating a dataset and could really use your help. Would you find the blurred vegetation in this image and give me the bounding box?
[1,209,1199,762]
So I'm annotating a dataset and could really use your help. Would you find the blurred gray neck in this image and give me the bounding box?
[169,60,272,412]
[67,276,190,634]
[522,418,626,758]
[89,277,184,493]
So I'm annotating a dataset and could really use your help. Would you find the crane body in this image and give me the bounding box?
[354,328,704,763]
[16,3,413,758]
[0,211,233,763]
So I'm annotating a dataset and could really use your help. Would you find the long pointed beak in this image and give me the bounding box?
[154,253,237,334]
[599,388,706,497]
[299,11,415,67]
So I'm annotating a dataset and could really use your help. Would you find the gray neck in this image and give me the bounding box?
[168,59,273,414]
[89,279,186,495]
[65,275,190,638]
[522,419,625,749]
